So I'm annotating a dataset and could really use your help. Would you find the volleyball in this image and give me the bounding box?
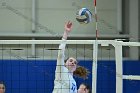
[76,8,92,24]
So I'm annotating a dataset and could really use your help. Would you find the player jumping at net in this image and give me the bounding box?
[52,21,89,93]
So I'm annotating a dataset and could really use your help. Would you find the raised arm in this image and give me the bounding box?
[63,21,72,39]
[55,21,73,80]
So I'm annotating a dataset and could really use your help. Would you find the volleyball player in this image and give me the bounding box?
[0,81,5,93]
[78,83,91,93]
[52,21,89,93]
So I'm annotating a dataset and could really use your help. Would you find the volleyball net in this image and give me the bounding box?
[0,40,140,93]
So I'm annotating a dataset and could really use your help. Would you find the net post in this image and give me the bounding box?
[113,42,123,93]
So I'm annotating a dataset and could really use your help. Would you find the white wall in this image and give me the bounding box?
[0,44,116,60]
[0,0,118,37]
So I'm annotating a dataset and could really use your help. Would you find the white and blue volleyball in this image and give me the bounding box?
[76,8,92,24]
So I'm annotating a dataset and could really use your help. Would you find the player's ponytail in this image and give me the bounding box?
[73,66,90,79]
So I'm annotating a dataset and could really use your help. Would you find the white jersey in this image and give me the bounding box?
[52,38,77,93]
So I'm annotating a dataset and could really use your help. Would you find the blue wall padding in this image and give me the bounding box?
[0,60,140,93]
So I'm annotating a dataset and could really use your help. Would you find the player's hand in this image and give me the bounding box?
[64,21,72,32]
